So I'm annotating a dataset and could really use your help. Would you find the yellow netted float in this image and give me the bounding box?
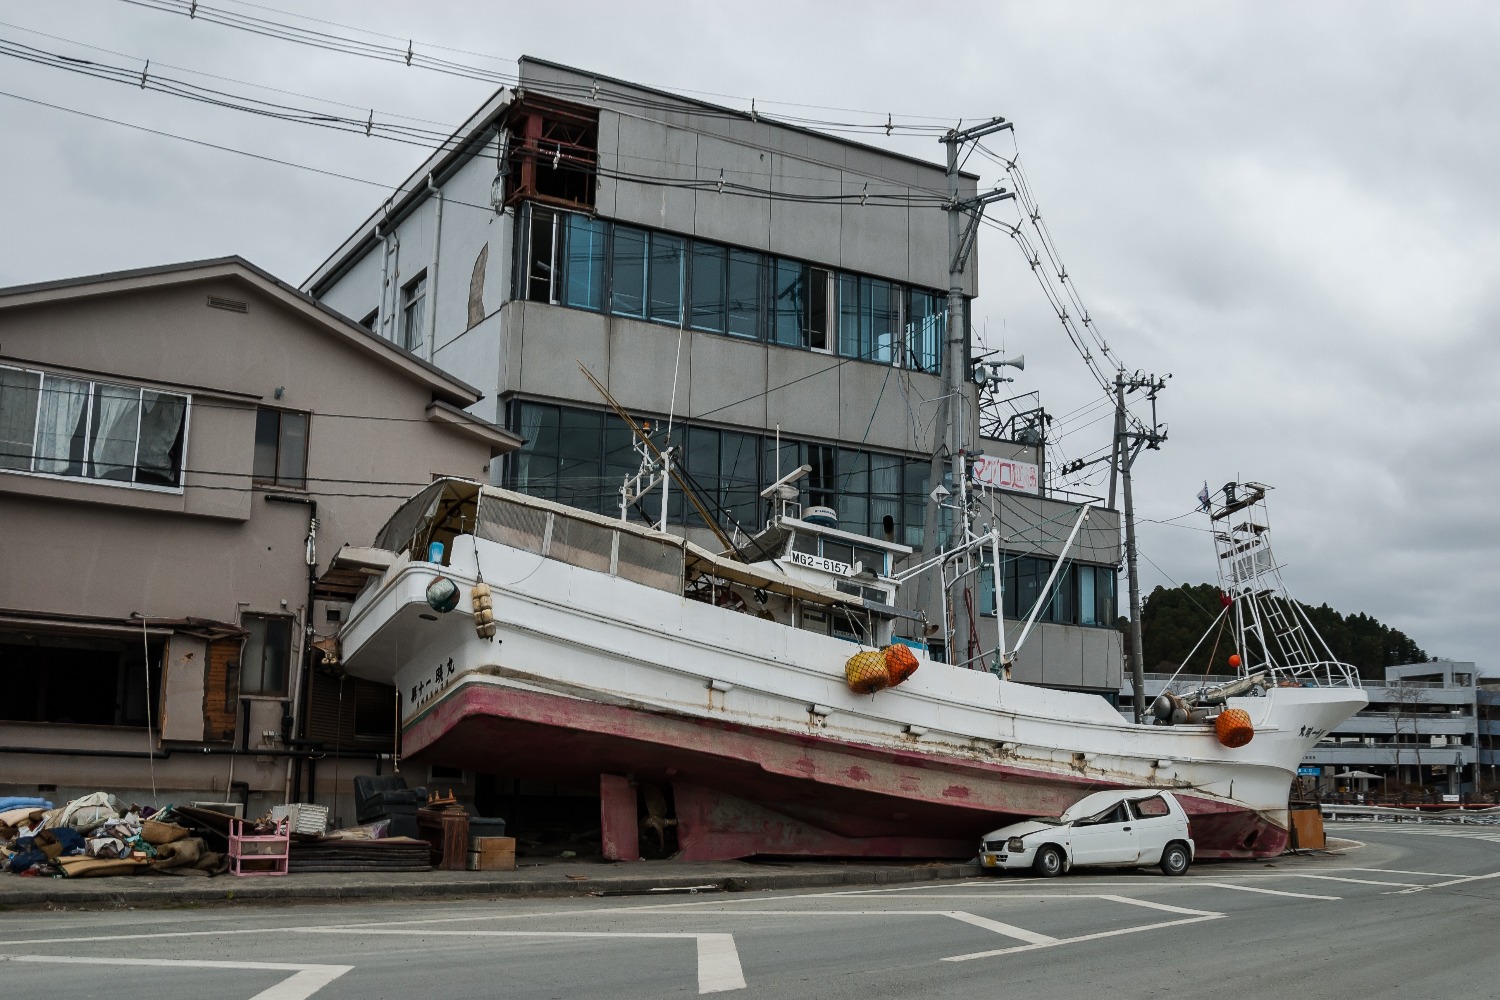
[845,650,890,694]
[1215,707,1254,748]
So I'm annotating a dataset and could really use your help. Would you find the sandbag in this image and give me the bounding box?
[142,819,189,845]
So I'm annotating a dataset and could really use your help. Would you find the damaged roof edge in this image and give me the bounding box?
[0,256,487,408]
[304,55,980,297]
[518,55,978,182]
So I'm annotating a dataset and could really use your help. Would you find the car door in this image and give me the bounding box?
[1068,802,1140,865]
[1129,795,1176,862]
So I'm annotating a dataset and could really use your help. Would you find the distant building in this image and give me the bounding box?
[0,257,517,820]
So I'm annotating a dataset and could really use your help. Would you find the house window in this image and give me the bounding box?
[241,614,292,697]
[400,272,427,351]
[0,633,163,727]
[253,407,309,488]
[0,365,187,489]
[359,308,378,332]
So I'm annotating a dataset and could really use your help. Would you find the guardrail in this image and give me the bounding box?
[1321,803,1500,825]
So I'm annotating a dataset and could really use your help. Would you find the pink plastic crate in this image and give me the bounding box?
[228,817,290,877]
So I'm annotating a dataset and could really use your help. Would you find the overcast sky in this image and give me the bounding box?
[4,1,1496,667]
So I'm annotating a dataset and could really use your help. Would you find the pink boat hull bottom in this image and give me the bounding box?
[406,683,1289,862]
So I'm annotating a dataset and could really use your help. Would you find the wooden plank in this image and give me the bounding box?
[202,637,241,743]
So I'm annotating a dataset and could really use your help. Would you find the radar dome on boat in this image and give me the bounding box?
[803,506,839,528]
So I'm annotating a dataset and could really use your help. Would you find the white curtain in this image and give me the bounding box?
[136,391,186,486]
[516,404,545,488]
[89,384,141,482]
[33,376,89,475]
[0,368,41,471]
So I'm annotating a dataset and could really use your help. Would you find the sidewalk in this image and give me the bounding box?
[0,856,984,909]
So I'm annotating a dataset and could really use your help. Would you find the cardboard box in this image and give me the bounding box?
[467,836,516,871]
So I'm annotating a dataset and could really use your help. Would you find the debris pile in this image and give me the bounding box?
[1,790,437,879]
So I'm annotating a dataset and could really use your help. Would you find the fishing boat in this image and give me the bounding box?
[332,466,1366,861]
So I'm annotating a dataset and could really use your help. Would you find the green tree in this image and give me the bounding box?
[1134,583,1429,680]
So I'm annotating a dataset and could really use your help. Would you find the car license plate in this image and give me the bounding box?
[982,853,999,866]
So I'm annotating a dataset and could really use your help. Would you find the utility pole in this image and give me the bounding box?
[1111,370,1168,723]
[920,119,1013,659]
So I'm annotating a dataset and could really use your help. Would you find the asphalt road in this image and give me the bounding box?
[2,823,1498,999]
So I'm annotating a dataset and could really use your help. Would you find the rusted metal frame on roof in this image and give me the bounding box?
[504,93,598,210]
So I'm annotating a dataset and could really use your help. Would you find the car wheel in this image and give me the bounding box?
[1033,845,1064,878]
[1159,842,1190,876]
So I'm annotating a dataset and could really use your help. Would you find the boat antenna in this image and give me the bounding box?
[577,362,741,557]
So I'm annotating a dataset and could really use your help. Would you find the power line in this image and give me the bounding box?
[120,0,969,134]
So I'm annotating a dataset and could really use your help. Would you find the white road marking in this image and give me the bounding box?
[1388,869,1500,895]
[298,927,744,994]
[1280,874,1419,887]
[943,911,1058,945]
[0,956,351,1000]
[870,883,1340,900]
[942,913,1225,963]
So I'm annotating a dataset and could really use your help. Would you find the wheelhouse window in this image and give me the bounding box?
[400,271,427,351]
[253,407,309,489]
[0,365,187,489]
[241,614,292,697]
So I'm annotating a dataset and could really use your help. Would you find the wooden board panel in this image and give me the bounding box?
[202,637,241,743]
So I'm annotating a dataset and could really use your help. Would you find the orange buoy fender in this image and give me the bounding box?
[1215,707,1254,748]
[845,650,891,694]
[882,644,920,686]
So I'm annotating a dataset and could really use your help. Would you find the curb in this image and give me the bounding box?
[0,862,985,909]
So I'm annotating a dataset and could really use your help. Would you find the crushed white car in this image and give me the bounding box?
[978,789,1194,877]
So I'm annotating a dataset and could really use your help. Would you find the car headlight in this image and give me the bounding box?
[1007,837,1025,852]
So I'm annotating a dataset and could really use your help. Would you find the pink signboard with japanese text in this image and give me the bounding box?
[970,455,1040,495]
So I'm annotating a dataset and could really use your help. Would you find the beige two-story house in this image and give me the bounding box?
[0,257,518,821]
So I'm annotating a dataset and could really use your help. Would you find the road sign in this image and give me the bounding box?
[1297,766,1321,776]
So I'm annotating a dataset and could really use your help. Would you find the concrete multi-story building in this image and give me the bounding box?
[305,56,1123,699]
[0,257,517,821]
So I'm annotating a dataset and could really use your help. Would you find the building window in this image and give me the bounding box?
[837,274,900,363]
[0,365,187,489]
[400,272,427,351]
[507,402,933,546]
[512,204,946,369]
[982,558,1117,627]
[563,215,608,311]
[689,242,727,333]
[610,225,649,318]
[523,204,560,304]
[253,407,309,488]
[241,614,292,697]
[0,633,164,727]
[359,308,378,332]
[647,233,686,324]
[906,289,944,373]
